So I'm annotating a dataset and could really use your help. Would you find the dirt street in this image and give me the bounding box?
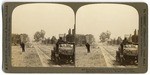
[11,45,42,67]
[75,46,106,67]
[11,42,137,68]
[98,43,137,68]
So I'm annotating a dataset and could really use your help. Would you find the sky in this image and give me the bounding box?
[12,3,74,40]
[12,3,139,41]
[76,4,139,41]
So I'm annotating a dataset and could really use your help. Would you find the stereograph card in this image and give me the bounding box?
[2,2,148,73]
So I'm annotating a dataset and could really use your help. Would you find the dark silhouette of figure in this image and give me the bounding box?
[120,38,132,54]
[85,43,90,53]
[57,37,65,44]
[56,37,65,53]
[20,42,25,52]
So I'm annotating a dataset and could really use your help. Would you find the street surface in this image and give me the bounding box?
[11,42,137,68]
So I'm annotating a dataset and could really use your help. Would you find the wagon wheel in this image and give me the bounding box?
[51,50,55,61]
[55,54,60,64]
[70,55,75,65]
[116,51,120,62]
[120,57,125,65]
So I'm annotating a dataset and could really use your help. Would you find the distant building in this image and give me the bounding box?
[58,24,95,45]
[66,28,75,43]
[128,34,132,42]
[123,29,138,44]
[132,29,138,44]
[72,29,75,35]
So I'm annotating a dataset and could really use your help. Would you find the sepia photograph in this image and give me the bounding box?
[11,3,138,68]
[75,4,138,67]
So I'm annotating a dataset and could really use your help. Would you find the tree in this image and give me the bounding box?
[85,34,95,44]
[12,34,20,45]
[51,36,57,44]
[116,36,122,45]
[34,30,45,42]
[34,31,41,42]
[20,34,30,43]
[99,31,111,42]
[12,33,29,45]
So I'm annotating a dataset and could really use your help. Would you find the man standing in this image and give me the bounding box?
[85,43,90,53]
[56,37,65,53]
[20,42,25,52]
[120,38,132,54]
